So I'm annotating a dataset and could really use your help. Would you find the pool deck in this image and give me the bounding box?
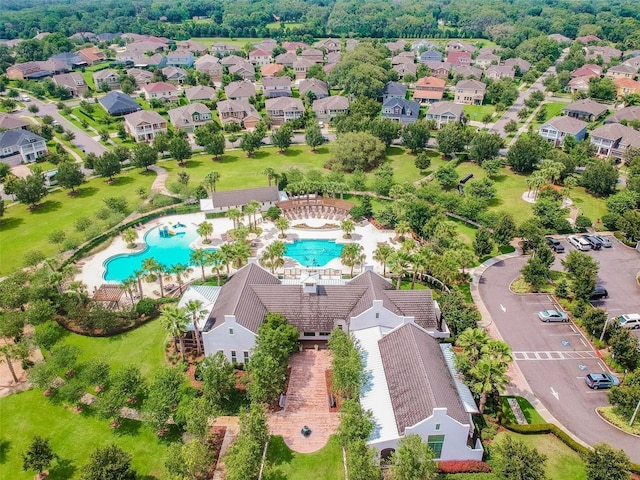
[76,212,396,296]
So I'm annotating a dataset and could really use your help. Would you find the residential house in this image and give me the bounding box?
[228,61,256,81]
[162,66,188,84]
[454,80,486,105]
[446,51,472,67]
[199,186,283,213]
[176,40,208,56]
[381,98,420,125]
[478,46,501,55]
[166,50,195,68]
[95,32,121,43]
[382,81,407,102]
[412,40,438,51]
[210,43,235,54]
[265,97,305,125]
[548,33,573,44]
[345,39,360,51]
[393,62,417,79]
[0,129,48,162]
[98,91,142,116]
[613,78,640,98]
[413,76,446,104]
[567,76,594,95]
[425,101,463,128]
[474,53,500,69]
[326,51,342,64]
[225,80,256,101]
[314,38,342,54]
[262,77,293,99]
[248,49,273,67]
[622,56,640,72]
[538,116,588,147]
[576,35,601,45]
[216,99,261,130]
[126,68,154,88]
[293,58,315,80]
[571,64,602,78]
[220,55,246,67]
[391,52,415,65]
[562,99,609,121]
[446,41,475,53]
[275,52,298,67]
[453,65,483,79]
[312,95,350,121]
[50,52,85,69]
[261,63,284,78]
[590,123,640,162]
[255,39,278,54]
[282,42,309,53]
[69,31,97,43]
[93,69,120,91]
[299,79,329,99]
[52,73,88,97]
[605,65,637,80]
[423,62,452,78]
[185,85,216,102]
[300,48,324,64]
[386,40,407,54]
[77,46,106,65]
[503,58,531,74]
[124,110,168,142]
[0,114,30,131]
[586,45,622,63]
[143,82,179,101]
[6,60,68,80]
[418,50,443,63]
[605,106,640,124]
[132,53,166,69]
[168,103,213,132]
[485,65,515,80]
[194,55,223,83]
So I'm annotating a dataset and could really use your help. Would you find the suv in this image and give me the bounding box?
[617,313,640,329]
[582,234,602,250]
[567,235,590,251]
[589,286,608,300]
[585,373,619,389]
[545,236,565,253]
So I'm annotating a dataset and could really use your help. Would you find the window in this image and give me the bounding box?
[435,424,441,431]
[427,435,445,459]
[231,350,237,362]
[375,313,380,319]
[229,328,234,335]
[243,351,250,362]
[303,332,316,337]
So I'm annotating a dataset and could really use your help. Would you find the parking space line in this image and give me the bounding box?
[579,337,587,347]
[570,325,577,334]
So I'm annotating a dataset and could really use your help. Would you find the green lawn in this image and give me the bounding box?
[463,105,496,123]
[0,389,174,479]
[262,435,345,480]
[491,432,586,480]
[193,37,264,49]
[500,396,546,424]
[0,170,156,275]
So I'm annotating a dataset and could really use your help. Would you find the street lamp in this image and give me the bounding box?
[630,398,640,427]
[599,317,611,342]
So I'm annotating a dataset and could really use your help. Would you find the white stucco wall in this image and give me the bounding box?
[349,300,408,332]
[201,314,257,364]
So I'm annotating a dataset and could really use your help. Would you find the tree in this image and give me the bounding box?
[588,77,617,102]
[341,243,365,278]
[93,152,121,181]
[160,305,189,361]
[467,178,497,201]
[507,134,550,172]
[169,263,193,295]
[562,251,599,301]
[608,371,640,423]
[260,240,286,274]
[618,210,640,243]
[189,249,211,282]
[274,216,289,238]
[580,160,618,196]
[504,119,519,133]
[341,219,355,239]
[584,443,631,480]
[473,227,494,257]
[373,244,394,277]
[121,228,137,249]
[435,163,459,189]
[414,152,432,172]
[493,214,516,245]
[609,328,640,372]
[164,439,214,480]
[56,161,84,193]
[436,121,467,157]
[201,351,236,409]
[305,122,324,152]
[144,366,184,434]
[521,247,553,291]
[239,131,263,157]
[373,163,394,196]
[130,142,158,171]
[389,434,437,480]
[168,136,192,166]
[329,329,366,402]
[330,132,386,172]
[142,257,166,297]
[81,444,136,480]
[196,221,213,243]
[439,290,481,336]
[22,435,55,479]
[270,122,294,152]
[402,121,431,154]
[152,131,171,153]
[493,436,547,480]
[14,169,48,208]
[369,117,401,148]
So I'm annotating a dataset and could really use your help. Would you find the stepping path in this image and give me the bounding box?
[268,349,340,453]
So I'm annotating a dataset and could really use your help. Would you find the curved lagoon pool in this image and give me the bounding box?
[285,239,343,268]
[104,224,211,282]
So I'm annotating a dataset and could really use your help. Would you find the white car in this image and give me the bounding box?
[21,95,30,102]
[617,313,640,330]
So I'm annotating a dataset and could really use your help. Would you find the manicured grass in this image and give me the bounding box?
[500,396,546,424]
[29,160,60,172]
[262,435,345,480]
[463,105,496,123]
[570,186,609,226]
[491,432,586,480]
[266,22,305,30]
[193,37,264,48]
[0,170,156,275]
[510,270,568,294]
[0,389,175,479]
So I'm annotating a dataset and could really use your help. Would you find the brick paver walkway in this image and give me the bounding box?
[268,349,340,453]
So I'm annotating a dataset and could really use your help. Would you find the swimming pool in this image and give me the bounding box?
[103,224,211,282]
[284,239,343,267]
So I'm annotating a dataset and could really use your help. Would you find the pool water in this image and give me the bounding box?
[104,225,212,282]
[285,239,343,268]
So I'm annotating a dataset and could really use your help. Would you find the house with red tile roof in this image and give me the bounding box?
[413,76,446,104]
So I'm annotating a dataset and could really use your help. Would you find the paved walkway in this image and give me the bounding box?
[268,349,340,453]
[211,417,240,480]
[148,164,171,196]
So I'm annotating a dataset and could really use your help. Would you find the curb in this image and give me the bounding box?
[594,408,640,439]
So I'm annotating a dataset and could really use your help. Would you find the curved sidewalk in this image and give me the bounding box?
[469,247,590,448]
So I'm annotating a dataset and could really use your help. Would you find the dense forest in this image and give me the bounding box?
[1,0,640,49]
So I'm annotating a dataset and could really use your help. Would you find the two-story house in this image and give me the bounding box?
[166,50,195,68]
[314,38,342,54]
[446,51,472,67]
[382,81,407,103]
[261,63,284,78]
[391,52,415,65]
[386,40,407,54]
[590,123,640,162]
[282,42,309,53]
[418,50,443,64]
[275,52,298,68]
[562,99,609,122]
[228,61,256,81]
[142,82,179,101]
[538,116,588,147]
[454,79,486,105]
[52,73,88,97]
[77,46,106,65]
[423,62,452,79]
[485,65,515,80]
[605,106,640,125]
[613,78,640,98]
[168,103,213,132]
[312,95,350,121]
[300,48,324,64]
[293,58,315,80]
[474,53,500,69]
[262,77,293,99]
[161,66,188,85]
[0,129,48,163]
[393,62,417,79]
[248,49,273,67]
[176,40,208,56]
[413,76,446,104]
[446,41,475,53]
[503,58,531,74]
[216,100,261,130]
[225,80,256,101]
[93,69,120,91]
[605,64,637,80]
[126,68,154,88]
[453,65,483,79]
[124,110,168,142]
[299,79,329,99]
[265,97,305,125]
[185,85,216,103]
[585,45,622,64]
[381,98,420,125]
[0,114,30,131]
[425,101,464,128]
[194,55,223,84]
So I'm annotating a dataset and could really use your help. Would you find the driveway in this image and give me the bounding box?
[478,242,640,462]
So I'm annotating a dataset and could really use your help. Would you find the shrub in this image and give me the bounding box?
[438,461,492,474]
[151,194,180,208]
[135,298,156,317]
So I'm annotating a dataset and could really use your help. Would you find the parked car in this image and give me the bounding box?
[567,235,590,251]
[589,286,608,300]
[21,95,30,102]
[616,313,640,329]
[545,236,565,253]
[584,373,619,389]
[538,309,569,322]
[593,235,612,248]
[582,235,602,250]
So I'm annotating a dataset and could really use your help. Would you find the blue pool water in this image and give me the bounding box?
[104,225,211,282]
[285,239,343,267]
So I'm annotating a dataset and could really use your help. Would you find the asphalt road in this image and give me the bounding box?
[478,240,640,462]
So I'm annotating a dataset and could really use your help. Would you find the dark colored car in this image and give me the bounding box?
[589,286,609,300]
[582,235,602,250]
[585,373,619,389]
[545,236,565,253]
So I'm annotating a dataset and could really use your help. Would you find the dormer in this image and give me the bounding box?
[301,273,318,294]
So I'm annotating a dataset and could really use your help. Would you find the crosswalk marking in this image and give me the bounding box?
[512,351,598,361]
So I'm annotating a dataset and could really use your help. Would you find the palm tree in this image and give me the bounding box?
[142,257,166,297]
[340,243,365,278]
[260,240,286,273]
[388,250,411,289]
[227,208,243,229]
[482,339,512,364]
[274,217,289,238]
[373,244,394,277]
[230,223,249,242]
[340,219,355,239]
[190,248,212,281]
[185,299,207,356]
[410,248,432,290]
[133,269,145,299]
[219,243,234,274]
[208,250,225,285]
[526,172,546,199]
[160,305,190,362]
[455,328,490,365]
[203,171,221,198]
[120,276,138,304]
[122,228,138,249]
[231,241,251,269]
[470,357,509,413]
[246,200,262,231]
[197,221,213,244]
[262,167,276,186]
[169,263,193,295]
[394,220,411,242]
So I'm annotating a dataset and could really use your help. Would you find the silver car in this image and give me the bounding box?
[538,310,569,322]
[593,235,612,248]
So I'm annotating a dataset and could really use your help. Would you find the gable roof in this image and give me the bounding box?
[93,68,119,81]
[543,116,588,135]
[185,85,216,101]
[605,106,640,124]
[426,101,463,118]
[211,186,280,209]
[312,95,349,112]
[613,78,640,90]
[168,103,212,126]
[225,80,256,99]
[265,97,304,112]
[299,79,329,97]
[143,82,179,94]
[383,81,407,96]
[98,91,141,115]
[456,79,486,91]
[591,123,640,147]
[0,129,45,149]
[562,99,609,117]
[0,114,30,130]
[453,65,483,79]
[416,76,446,88]
[262,77,292,88]
[124,109,165,126]
[261,63,284,76]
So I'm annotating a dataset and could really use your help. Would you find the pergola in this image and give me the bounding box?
[91,284,124,309]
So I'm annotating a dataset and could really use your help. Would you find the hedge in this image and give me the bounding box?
[502,422,640,474]
[438,460,492,474]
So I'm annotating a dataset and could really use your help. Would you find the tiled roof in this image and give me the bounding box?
[544,116,588,135]
[591,123,640,147]
[0,114,30,130]
[312,95,349,112]
[613,78,640,89]
[225,80,256,99]
[262,77,292,88]
[185,85,216,101]
[379,323,469,434]
[299,79,329,97]
[168,103,212,126]
[456,79,486,91]
[605,106,640,124]
[211,186,280,210]
[144,82,178,93]
[261,63,284,75]
[416,76,446,88]
[265,97,304,112]
[124,109,165,126]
